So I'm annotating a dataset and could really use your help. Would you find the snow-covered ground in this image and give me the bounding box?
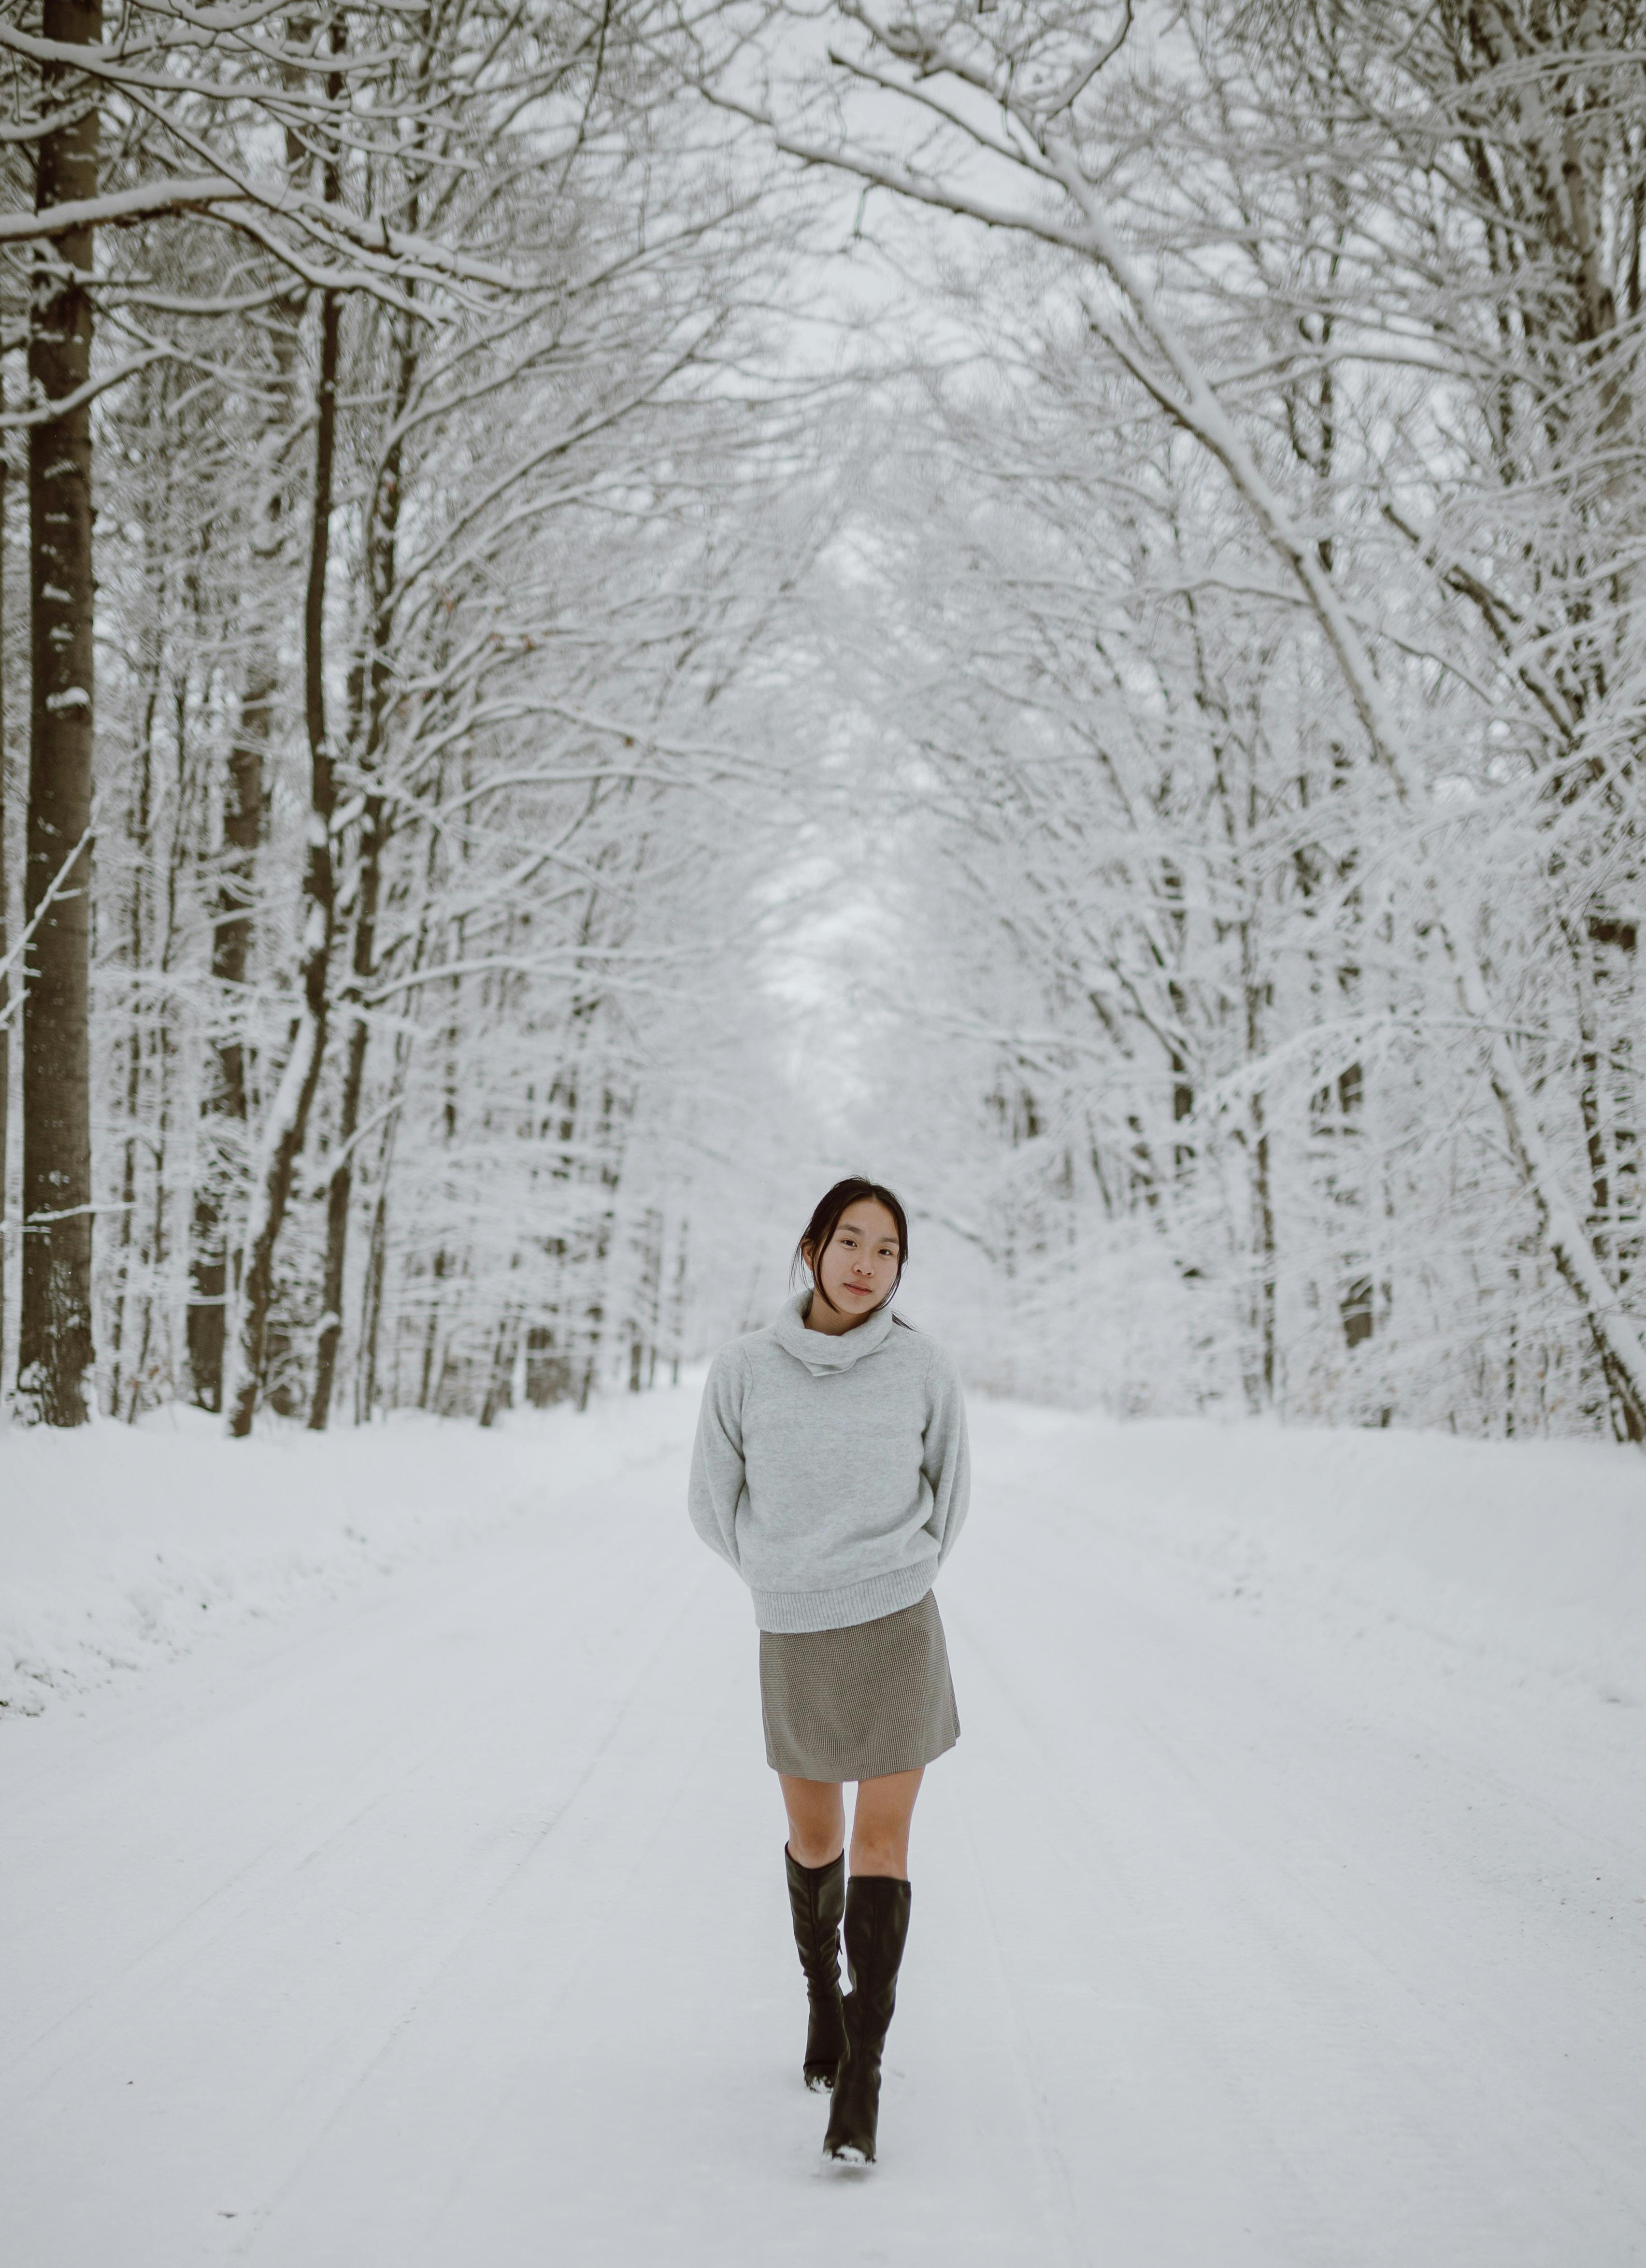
[2,1391,1643,2265]
[0,1392,699,1717]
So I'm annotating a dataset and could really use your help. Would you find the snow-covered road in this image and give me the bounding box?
[3,1401,1643,2266]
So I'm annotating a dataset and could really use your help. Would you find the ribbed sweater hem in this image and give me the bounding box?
[750,1556,938,1635]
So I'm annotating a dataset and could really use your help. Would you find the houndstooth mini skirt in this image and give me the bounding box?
[759,1589,960,1782]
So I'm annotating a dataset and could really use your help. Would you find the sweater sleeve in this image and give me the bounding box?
[921,1343,971,1568]
[688,1346,747,1573]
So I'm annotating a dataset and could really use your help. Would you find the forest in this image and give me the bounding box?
[0,0,1642,1445]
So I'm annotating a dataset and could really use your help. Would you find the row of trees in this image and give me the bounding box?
[0,0,819,1429]
[705,0,1645,1440]
[5,0,1642,1448]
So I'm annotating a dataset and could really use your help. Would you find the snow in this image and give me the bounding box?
[0,1394,698,1716]
[2,1389,1643,2264]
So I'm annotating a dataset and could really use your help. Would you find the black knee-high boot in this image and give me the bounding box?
[822,1874,912,2164]
[785,1847,848,2091]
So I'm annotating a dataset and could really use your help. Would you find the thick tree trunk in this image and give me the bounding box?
[226,288,341,1437]
[0,456,9,1404]
[18,0,100,1428]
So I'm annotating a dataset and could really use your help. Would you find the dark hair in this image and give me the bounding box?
[792,1178,912,1323]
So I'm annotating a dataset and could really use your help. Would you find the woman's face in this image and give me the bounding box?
[808,1199,902,1325]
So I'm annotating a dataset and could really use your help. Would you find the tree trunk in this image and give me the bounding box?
[0,446,10,1397]
[18,0,100,1428]
[108,662,157,1417]
[225,288,341,1437]
[357,1165,391,1421]
[479,1303,516,1428]
[309,300,414,1429]
[307,923,370,1429]
[0,456,9,1405]
[188,667,268,1409]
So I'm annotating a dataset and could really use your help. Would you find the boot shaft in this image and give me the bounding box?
[785,1845,846,1983]
[842,1874,912,2041]
[786,1845,848,2092]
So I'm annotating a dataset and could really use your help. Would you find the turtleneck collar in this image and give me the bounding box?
[770,1287,899,1376]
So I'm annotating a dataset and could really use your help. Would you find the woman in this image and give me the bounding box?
[687,1177,970,2166]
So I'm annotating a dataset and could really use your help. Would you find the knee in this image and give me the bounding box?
[788,1828,844,1869]
[849,1829,907,1878]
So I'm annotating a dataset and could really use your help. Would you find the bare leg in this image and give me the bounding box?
[849,1766,924,1878]
[780,1773,845,1868]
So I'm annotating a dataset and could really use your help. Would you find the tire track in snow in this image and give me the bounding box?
[0,1463,726,2267]
[944,1506,1646,2267]
[229,1547,732,2263]
[942,1587,1347,2267]
[947,1747,1093,2268]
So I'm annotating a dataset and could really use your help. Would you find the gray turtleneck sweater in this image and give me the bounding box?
[687,1292,971,1633]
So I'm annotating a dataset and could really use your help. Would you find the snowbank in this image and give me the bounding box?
[0,1387,701,1715]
